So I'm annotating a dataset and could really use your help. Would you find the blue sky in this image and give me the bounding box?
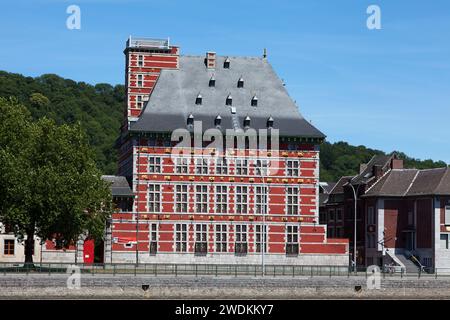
[1,0,449,163]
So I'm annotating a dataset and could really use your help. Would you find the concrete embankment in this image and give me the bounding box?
[1,274,450,299]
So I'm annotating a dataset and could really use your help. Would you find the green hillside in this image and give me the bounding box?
[0,71,447,180]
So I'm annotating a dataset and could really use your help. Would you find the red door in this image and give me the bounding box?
[83,239,95,264]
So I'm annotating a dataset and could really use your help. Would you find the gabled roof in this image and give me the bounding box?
[363,167,450,197]
[329,176,354,195]
[129,55,325,138]
[364,169,418,197]
[102,175,133,197]
[350,154,393,185]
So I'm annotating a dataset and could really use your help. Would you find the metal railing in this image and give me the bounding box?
[1,263,449,278]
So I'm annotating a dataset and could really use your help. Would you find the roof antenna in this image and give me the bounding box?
[263,48,267,59]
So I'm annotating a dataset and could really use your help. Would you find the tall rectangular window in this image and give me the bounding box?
[175,223,187,252]
[445,206,450,225]
[174,157,189,174]
[235,224,248,255]
[215,185,228,213]
[285,160,300,177]
[3,239,14,255]
[235,186,248,214]
[149,223,158,255]
[137,55,144,67]
[286,225,299,256]
[137,74,143,87]
[195,158,209,174]
[147,184,161,213]
[286,187,299,215]
[216,158,228,174]
[195,185,208,213]
[255,186,268,215]
[136,95,143,108]
[235,158,248,175]
[336,209,343,221]
[368,207,375,225]
[255,225,267,253]
[175,185,188,213]
[148,156,162,173]
[215,224,227,252]
[195,224,208,255]
[440,234,449,250]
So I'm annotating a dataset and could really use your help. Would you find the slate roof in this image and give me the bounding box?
[102,175,133,197]
[350,154,393,185]
[329,176,354,195]
[129,55,325,138]
[363,167,450,197]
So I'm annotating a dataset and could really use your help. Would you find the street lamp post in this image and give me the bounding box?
[348,182,362,273]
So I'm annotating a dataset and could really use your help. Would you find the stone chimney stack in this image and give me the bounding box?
[206,51,216,69]
[391,158,404,170]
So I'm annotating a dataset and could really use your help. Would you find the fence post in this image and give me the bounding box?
[195,264,198,277]
[435,268,438,279]
[113,264,116,276]
[293,266,295,278]
[175,264,177,277]
[235,265,237,277]
[134,264,137,276]
[216,265,218,277]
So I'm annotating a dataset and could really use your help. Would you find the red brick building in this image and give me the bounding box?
[106,37,349,265]
[320,154,450,272]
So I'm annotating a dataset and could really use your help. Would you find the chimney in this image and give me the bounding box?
[206,51,216,69]
[391,158,404,170]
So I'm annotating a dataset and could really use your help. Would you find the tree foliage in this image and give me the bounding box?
[0,71,124,174]
[320,141,448,182]
[0,97,113,264]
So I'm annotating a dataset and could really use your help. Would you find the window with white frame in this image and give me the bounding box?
[445,206,450,225]
[235,158,248,175]
[148,156,162,173]
[174,157,189,174]
[286,187,299,215]
[147,184,161,212]
[368,207,375,225]
[215,185,228,213]
[255,225,267,253]
[286,225,299,255]
[136,95,143,108]
[195,185,208,213]
[175,223,187,252]
[235,186,248,214]
[195,224,208,255]
[149,223,158,254]
[195,158,209,174]
[285,159,299,177]
[137,55,144,67]
[255,186,268,215]
[175,185,188,213]
[235,224,248,255]
[255,159,269,176]
[216,157,228,174]
[215,224,227,252]
[137,74,143,87]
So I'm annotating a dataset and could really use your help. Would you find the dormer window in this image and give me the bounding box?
[243,116,251,128]
[209,75,215,87]
[237,77,244,88]
[226,94,232,106]
[251,95,258,107]
[195,93,202,105]
[187,114,194,126]
[215,115,222,127]
[224,57,230,69]
[267,116,274,128]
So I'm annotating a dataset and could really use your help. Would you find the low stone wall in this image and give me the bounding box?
[1,275,450,299]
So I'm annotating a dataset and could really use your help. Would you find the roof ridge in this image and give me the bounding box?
[434,166,450,194]
[404,170,420,196]
[364,168,391,195]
